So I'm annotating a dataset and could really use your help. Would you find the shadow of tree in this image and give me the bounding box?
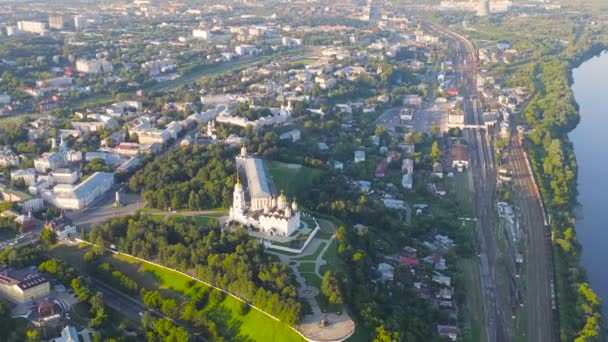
[206,304,254,342]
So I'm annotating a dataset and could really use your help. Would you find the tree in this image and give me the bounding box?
[373,325,399,342]
[430,124,441,138]
[72,276,91,301]
[40,229,56,246]
[143,290,163,310]
[89,292,107,328]
[161,298,178,319]
[26,329,40,342]
[430,141,443,162]
[321,271,343,305]
[12,178,26,189]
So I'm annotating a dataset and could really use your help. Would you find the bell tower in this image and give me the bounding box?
[233,173,246,213]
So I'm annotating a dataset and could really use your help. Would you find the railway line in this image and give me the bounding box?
[509,135,557,342]
[421,19,556,342]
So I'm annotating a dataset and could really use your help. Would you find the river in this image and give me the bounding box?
[570,51,608,317]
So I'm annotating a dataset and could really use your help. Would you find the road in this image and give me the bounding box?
[66,188,142,227]
[509,136,556,342]
[428,22,508,342]
[89,277,205,341]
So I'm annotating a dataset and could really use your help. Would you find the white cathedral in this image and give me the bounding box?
[229,146,301,237]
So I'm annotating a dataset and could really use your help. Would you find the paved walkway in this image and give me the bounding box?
[269,218,355,341]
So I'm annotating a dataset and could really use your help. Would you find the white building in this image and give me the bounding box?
[354,150,365,163]
[37,76,72,88]
[48,168,81,185]
[279,129,301,142]
[43,172,114,210]
[135,128,171,145]
[402,173,413,189]
[0,149,19,167]
[73,15,87,30]
[192,29,210,39]
[85,152,122,166]
[22,198,44,212]
[0,93,11,105]
[11,168,36,186]
[48,15,64,30]
[229,147,300,237]
[54,224,77,241]
[448,108,465,125]
[382,198,405,209]
[55,325,79,342]
[34,152,67,173]
[235,45,259,56]
[17,21,47,35]
[76,59,113,74]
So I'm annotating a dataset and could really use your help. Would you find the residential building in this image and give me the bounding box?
[34,152,67,173]
[375,162,386,178]
[451,139,469,171]
[55,325,79,342]
[48,15,64,30]
[354,150,365,163]
[22,198,44,212]
[437,325,459,341]
[0,93,11,104]
[235,45,258,56]
[382,198,405,209]
[0,267,50,303]
[402,158,414,174]
[45,216,77,241]
[282,37,304,47]
[378,263,394,282]
[192,29,210,39]
[10,168,36,187]
[1,211,36,230]
[279,129,301,142]
[36,77,72,88]
[0,149,19,167]
[76,59,113,74]
[73,15,87,30]
[17,21,47,35]
[85,152,122,165]
[448,108,465,125]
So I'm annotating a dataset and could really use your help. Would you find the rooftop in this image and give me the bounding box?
[0,267,49,291]
[244,158,272,198]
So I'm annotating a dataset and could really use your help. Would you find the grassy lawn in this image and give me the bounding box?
[294,242,327,261]
[0,113,44,128]
[318,239,339,276]
[301,272,322,288]
[453,171,475,217]
[267,161,321,199]
[297,262,316,273]
[51,244,305,342]
[191,215,221,227]
[460,258,486,342]
[315,229,333,240]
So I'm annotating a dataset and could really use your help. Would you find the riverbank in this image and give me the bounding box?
[521,43,606,340]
